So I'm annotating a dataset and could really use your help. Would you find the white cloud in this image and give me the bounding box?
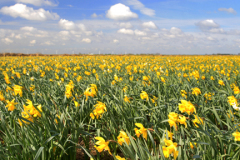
[41,41,54,45]
[142,21,157,29]
[20,26,37,32]
[76,23,86,31]
[15,34,22,39]
[117,28,146,36]
[117,28,134,35]
[1,19,240,55]
[91,13,98,18]
[59,31,70,40]
[0,4,59,21]
[134,29,146,36]
[142,37,151,40]
[59,31,69,36]
[125,0,155,16]
[208,28,225,33]
[82,38,91,43]
[30,39,36,44]
[196,19,221,32]
[59,19,76,30]
[106,3,138,20]
[207,37,215,41]
[2,38,13,44]
[19,26,48,37]
[91,13,103,18]
[15,0,57,6]
[113,39,119,43]
[218,8,237,14]
[170,27,182,35]
[196,19,219,29]
[119,22,133,28]
[59,19,86,31]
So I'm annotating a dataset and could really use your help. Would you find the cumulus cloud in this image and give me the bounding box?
[59,19,86,31]
[91,13,103,18]
[2,38,13,44]
[20,26,48,37]
[142,37,151,40]
[30,39,36,44]
[117,28,147,36]
[134,29,146,36]
[106,3,138,20]
[20,26,37,32]
[59,19,76,30]
[119,22,133,28]
[15,0,58,6]
[117,28,134,35]
[41,41,54,45]
[196,19,219,29]
[125,0,155,16]
[15,34,22,39]
[59,31,70,40]
[170,27,182,35]
[218,8,237,14]
[195,19,222,33]
[91,13,98,18]
[207,37,215,41]
[208,28,225,33]
[113,39,119,43]
[142,21,157,29]
[0,4,59,21]
[82,38,91,43]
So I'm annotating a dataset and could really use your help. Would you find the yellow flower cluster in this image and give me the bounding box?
[0,91,5,102]
[3,71,11,84]
[233,86,240,94]
[134,123,148,140]
[84,84,97,101]
[162,139,179,160]
[5,99,18,111]
[65,80,74,98]
[90,101,106,119]
[178,100,196,115]
[218,80,225,86]
[94,137,111,155]
[192,87,201,96]
[228,96,238,106]
[204,92,214,101]
[192,115,204,128]
[140,91,149,101]
[18,99,42,126]
[13,85,23,97]
[117,131,130,145]
[233,131,240,141]
[168,112,187,131]
[180,90,187,98]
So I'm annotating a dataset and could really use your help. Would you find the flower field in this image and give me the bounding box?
[1,55,240,160]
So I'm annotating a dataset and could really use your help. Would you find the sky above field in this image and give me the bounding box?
[0,0,240,54]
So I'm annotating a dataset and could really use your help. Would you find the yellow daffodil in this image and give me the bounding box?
[192,115,204,128]
[140,91,149,101]
[178,100,196,115]
[134,123,147,140]
[117,131,130,145]
[192,87,201,96]
[94,137,111,155]
[13,85,23,97]
[5,99,18,111]
[233,131,240,141]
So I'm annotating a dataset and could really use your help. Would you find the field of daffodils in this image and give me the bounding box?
[1,55,240,160]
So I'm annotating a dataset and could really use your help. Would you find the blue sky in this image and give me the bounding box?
[0,0,239,54]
